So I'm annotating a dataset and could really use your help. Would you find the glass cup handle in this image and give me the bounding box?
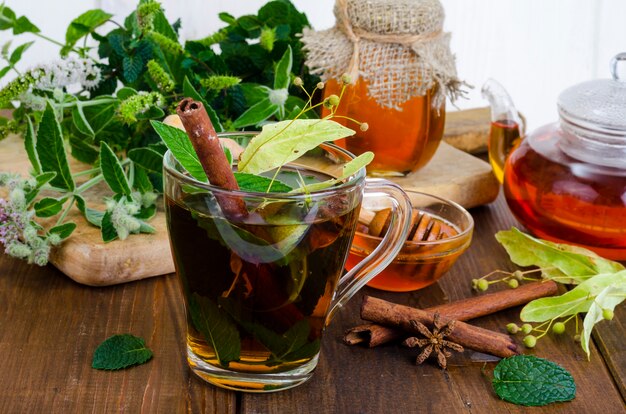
[325,178,412,325]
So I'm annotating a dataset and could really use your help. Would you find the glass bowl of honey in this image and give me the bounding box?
[346,191,474,292]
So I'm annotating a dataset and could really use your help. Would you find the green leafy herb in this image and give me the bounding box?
[494,228,626,358]
[495,227,624,284]
[34,197,67,218]
[189,293,241,367]
[99,142,131,196]
[92,334,153,370]
[233,172,292,193]
[64,9,113,54]
[36,102,75,191]
[492,355,576,406]
[238,119,356,175]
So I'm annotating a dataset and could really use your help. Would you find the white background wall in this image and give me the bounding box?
[3,0,626,132]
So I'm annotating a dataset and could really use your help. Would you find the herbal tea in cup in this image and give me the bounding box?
[161,111,411,392]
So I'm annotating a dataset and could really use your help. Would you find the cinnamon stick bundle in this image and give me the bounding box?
[345,281,558,347]
[361,296,519,358]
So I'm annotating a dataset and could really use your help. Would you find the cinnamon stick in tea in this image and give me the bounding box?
[346,281,558,347]
[175,98,303,330]
[361,296,519,358]
[176,98,246,218]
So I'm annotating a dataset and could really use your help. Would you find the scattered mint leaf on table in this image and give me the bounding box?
[92,334,153,370]
[492,355,576,406]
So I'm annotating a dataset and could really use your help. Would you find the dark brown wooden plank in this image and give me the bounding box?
[0,254,235,413]
[240,195,626,413]
[593,303,626,400]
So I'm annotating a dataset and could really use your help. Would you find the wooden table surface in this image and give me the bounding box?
[1,193,625,414]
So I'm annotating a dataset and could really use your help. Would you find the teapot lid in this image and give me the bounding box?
[558,53,626,134]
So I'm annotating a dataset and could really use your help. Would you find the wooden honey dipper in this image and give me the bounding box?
[358,208,459,242]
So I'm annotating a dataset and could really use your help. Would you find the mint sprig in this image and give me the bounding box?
[92,334,153,370]
[492,355,576,406]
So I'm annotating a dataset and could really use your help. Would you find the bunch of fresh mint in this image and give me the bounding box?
[0,0,321,265]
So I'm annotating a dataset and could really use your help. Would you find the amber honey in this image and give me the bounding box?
[323,79,445,176]
[504,129,626,260]
[346,209,471,292]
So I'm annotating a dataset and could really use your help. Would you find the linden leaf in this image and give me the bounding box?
[293,151,373,193]
[495,228,624,284]
[520,271,626,323]
[238,119,355,175]
[580,281,626,358]
[492,355,576,406]
[92,334,153,370]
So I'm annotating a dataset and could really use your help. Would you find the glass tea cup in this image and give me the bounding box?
[163,135,411,392]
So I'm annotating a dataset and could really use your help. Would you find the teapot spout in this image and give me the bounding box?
[481,79,524,183]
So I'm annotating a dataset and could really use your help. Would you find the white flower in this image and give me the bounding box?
[30,57,101,91]
[268,88,288,106]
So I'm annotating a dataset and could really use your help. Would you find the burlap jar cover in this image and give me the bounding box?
[302,0,463,109]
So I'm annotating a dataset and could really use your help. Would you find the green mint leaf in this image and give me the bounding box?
[75,195,105,227]
[492,355,576,406]
[239,119,356,175]
[182,76,224,133]
[24,116,41,175]
[116,86,137,100]
[136,105,165,120]
[100,142,131,196]
[232,97,277,128]
[240,83,271,104]
[92,334,153,370]
[0,6,16,31]
[151,120,207,182]
[581,281,626,357]
[25,172,56,204]
[65,9,112,51]
[49,222,77,239]
[495,228,624,284]
[0,66,11,80]
[9,41,33,65]
[233,172,292,193]
[36,102,75,191]
[101,210,118,242]
[13,15,40,35]
[293,151,373,193]
[138,220,156,234]
[123,54,144,83]
[71,105,95,138]
[189,293,240,367]
[273,45,292,90]
[135,204,156,220]
[69,135,99,164]
[218,12,236,24]
[128,147,163,174]
[132,166,153,193]
[34,197,67,218]
[520,271,626,323]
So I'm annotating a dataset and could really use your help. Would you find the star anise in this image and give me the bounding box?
[402,312,464,369]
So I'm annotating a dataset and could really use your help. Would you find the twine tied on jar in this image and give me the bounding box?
[302,0,465,109]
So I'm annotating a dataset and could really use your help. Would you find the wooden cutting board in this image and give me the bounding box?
[0,110,498,286]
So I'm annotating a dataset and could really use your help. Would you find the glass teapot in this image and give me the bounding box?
[482,53,626,260]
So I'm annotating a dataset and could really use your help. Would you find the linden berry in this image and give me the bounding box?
[574,334,581,343]
[476,279,489,292]
[507,279,519,289]
[293,77,303,87]
[552,322,566,334]
[521,323,533,334]
[513,270,524,281]
[327,94,340,107]
[341,73,352,85]
[506,323,519,334]
[471,279,479,289]
[602,309,614,321]
[359,122,369,132]
[523,335,537,348]
[316,81,325,90]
